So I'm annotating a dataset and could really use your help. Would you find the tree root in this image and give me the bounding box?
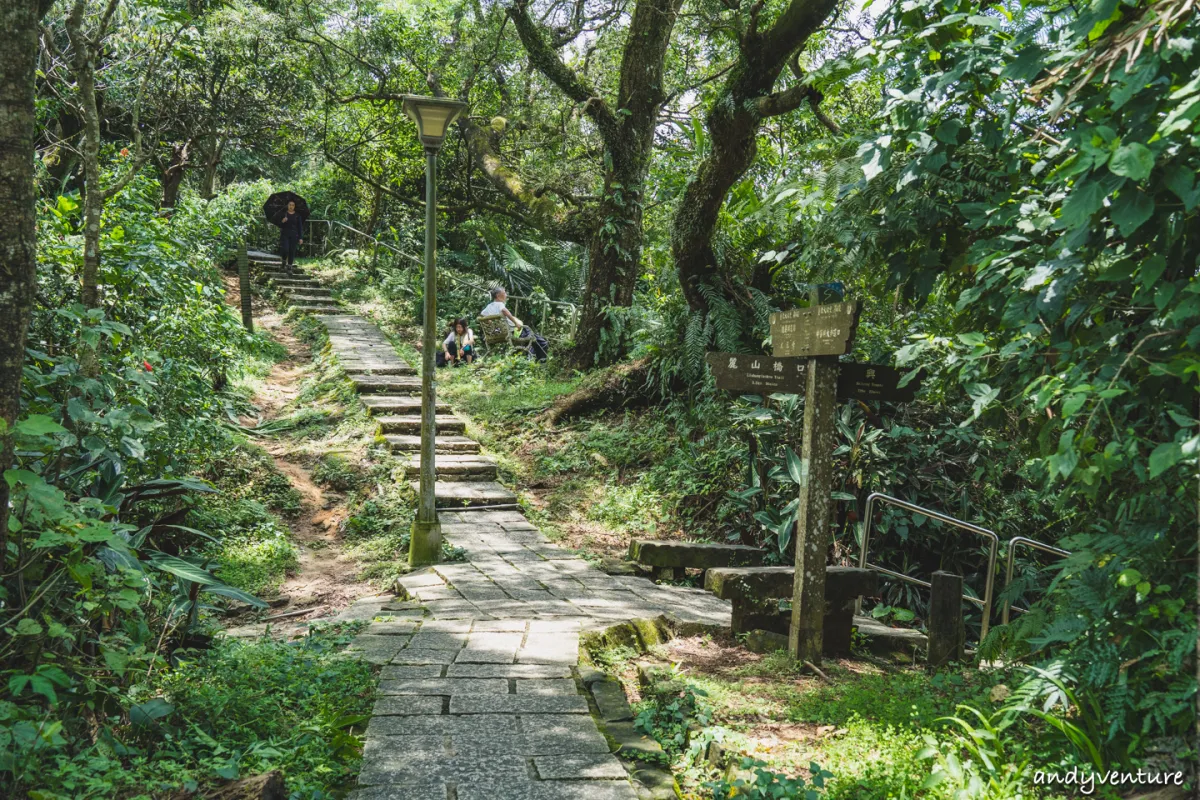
[542,356,656,424]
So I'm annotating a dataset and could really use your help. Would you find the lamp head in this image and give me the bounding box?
[402,95,468,150]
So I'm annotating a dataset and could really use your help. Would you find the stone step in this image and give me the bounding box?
[376,414,465,435]
[350,375,420,393]
[400,454,498,481]
[385,434,480,455]
[290,305,341,315]
[361,395,451,415]
[289,293,337,304]
[270,278,320,286]
[280,285,330,294]
[337,363,412,376]
[411,480,517,508]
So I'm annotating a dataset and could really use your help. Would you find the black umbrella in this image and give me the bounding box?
[263,191,310,227]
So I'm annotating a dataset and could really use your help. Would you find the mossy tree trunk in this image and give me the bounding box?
[671,0,842,312]
[508,0,683,368]
[0,0,56,556]
[64,0,161,309]
[158,140,191,210]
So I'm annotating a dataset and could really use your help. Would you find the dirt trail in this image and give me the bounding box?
[223,273,376,624]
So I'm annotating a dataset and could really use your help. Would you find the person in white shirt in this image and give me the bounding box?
[437,318,475,367]
[480,287,549,361]
[480,287,522,331]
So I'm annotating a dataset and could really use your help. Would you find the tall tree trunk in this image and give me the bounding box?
[200,136,224,199]
[509,0,682,368]
[67,1,106,308]
[365,183,383,234]
[0,0,55,561]
[66,0,156,309]
[574,149,649,366]
[672,0,840,311]
[159,141,190,209]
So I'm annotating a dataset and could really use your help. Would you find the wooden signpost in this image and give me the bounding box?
[709,295,923,665]
[770,301,861,357]
[237,247,253,332]
[707,354,922,404]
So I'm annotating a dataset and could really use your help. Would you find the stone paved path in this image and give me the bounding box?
[260,289,735,800]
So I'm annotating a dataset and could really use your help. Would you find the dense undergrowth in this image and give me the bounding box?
[1,174,375,798]
[592,636,1109,800]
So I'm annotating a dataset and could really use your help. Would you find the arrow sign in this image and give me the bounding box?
[770,301,861,357]
[708,353,923,402]
[837,363,924,403]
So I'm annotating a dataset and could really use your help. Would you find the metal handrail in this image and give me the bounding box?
[856,492,1000,640]
[323,220,422,266]
[1001,536,1070,625]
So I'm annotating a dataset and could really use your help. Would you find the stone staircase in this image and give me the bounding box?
[323,316,518,508]
[303,311,733,800]
[249,258,341,315]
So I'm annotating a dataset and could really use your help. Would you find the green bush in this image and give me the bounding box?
[21,626,374,799]
[312,454,365,492]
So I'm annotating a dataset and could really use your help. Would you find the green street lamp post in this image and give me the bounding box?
[403,95,467,566]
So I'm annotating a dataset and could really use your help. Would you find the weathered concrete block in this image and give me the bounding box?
[744,629,789,654]
[704,565,877,601]
[629,540,766,570]
[449,694,589,714]
[534,753,628,780]
[604,721,665,759]
[591,679,634,723]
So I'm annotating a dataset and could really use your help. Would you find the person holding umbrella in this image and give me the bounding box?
[263,191,311,273]
[277,200,304,272]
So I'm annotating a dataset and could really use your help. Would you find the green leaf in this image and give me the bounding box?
[1059,179,1106,229]
[1110,188,1154,236]
[1061,393,1088,418]
[935,119,963,144]
[1108,143,1155,181]
[147,553,217,585]
[957,332,986,347]
[130,698,175,726]
[1165,170,1200,210]
[965,383,1000,420]
[1148,442,1182,478]
[15,415,68,437]
[1116,568,1142,587]
[202,583,268,609]
[14,619,43,636]
[102,648,130,675]
[785,448,805,485]
[1139,255,1167,289]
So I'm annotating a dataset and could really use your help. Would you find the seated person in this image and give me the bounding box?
[480,286,548,361]
[437,318,475,367]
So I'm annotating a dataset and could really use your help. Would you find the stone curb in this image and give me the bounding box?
[576,617,684,800]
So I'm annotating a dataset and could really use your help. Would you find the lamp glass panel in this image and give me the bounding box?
[417,105,454,140]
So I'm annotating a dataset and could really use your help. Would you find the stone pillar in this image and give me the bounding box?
[928,570,965,667]
[787,353,838,664]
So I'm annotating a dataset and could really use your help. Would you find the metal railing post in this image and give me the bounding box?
[856,492,1000,641]
[1001,537,1071,625]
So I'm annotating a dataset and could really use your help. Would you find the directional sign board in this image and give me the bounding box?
[836,363,923,403]
[708,352,923,402]
[770,301,861,357]
[707,353,808,395]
